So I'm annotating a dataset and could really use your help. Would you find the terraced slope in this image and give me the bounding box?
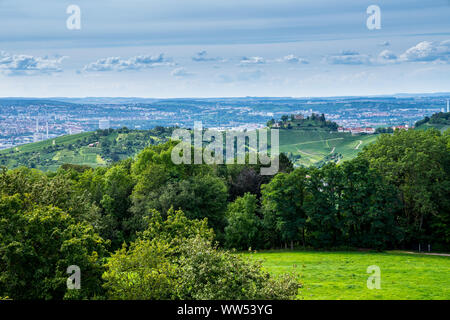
[278,129,378,167]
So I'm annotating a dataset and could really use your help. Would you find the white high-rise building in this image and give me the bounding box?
[33,117,41,142]
[99,119,110,130]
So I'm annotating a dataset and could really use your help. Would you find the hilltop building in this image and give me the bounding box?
[392,125,410,131]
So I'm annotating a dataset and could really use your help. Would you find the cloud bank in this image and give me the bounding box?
[277,54,309,64]
[192,50,223,62]
[82,54,173,72]
[326,50,372,65]
[399,40,450,63]
[0,51,65,76]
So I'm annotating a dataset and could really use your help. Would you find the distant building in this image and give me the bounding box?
[346,127,375,134]
[99,119,110,130]
[447,99,449,113]
[33,117,41,142]
[338,127,351,133]
[391,125,410,131]
[294,114,304,120]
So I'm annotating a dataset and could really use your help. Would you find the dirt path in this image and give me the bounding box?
[286,137,344,148]
[329,147,335,154]
[355,140,363,150]
[296,148,316,157]
[394,250,450,257]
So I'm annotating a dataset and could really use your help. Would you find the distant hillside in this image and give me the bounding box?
[278,129,378,167]
[0,127,173,171]
[0,122,379,171]
[415,112,450,132]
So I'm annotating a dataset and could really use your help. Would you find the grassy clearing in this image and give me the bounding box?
[243,250,450,300]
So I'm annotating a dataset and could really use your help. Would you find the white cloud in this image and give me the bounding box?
[378,50,398,63]
[0,51,65,76]
[192,50,223,62]
[399,40,450,63]
[326,51,371,65]
[171,67,194,77]
[83,54,173,72]
[326,41,450,66]
[239,56,265,65]
[277,54,309,64]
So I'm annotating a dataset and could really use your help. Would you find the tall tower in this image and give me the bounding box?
[33,117,40,143]
[46,122,49,139]
[447,99,449,113]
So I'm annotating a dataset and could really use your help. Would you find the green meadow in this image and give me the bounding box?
[243,250,450,300]
[278,129,378,166]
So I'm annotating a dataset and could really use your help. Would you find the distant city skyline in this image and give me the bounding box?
[1,0,449,97]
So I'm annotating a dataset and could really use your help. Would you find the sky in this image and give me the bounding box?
[0,0,449,98]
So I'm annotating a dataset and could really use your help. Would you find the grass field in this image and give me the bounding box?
[243,250,450,300]
[278,129,378,166]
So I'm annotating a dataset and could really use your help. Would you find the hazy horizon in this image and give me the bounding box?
[1,1,449,97]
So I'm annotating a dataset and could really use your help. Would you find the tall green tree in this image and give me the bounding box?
[261,168,308,249]
[224,193,261,250]
[304,164,343,248]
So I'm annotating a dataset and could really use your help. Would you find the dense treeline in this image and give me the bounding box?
[267,113,339,131]
[415,111,450,127]
[0,127,449,299]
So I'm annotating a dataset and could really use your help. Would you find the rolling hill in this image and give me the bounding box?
[0,125,378,171]
[278,129,377,167]
[415,111,450,132]
[0,127,173,171]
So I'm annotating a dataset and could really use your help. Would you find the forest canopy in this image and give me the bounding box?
[0,127,449,299]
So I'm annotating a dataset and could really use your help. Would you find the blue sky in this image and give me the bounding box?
[0,0,449,97]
